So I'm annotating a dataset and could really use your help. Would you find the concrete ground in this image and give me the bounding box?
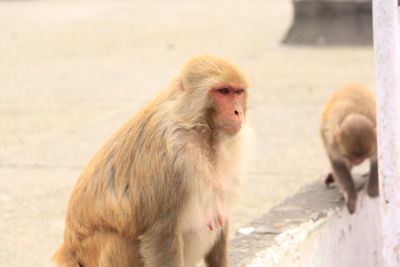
[0,1,374,266]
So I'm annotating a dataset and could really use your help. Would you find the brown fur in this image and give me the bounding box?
[53,55,249,267]
[320,83,378,214]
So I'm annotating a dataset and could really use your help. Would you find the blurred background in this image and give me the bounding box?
[0,0,374,266]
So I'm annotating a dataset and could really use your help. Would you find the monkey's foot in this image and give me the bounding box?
[324,173,335,188]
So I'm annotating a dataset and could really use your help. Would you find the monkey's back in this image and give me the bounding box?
[321,83,376,126]
[54,93,192,264]
[320,83,376,148]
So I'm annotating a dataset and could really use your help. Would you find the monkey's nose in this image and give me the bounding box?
[234,110,240,116]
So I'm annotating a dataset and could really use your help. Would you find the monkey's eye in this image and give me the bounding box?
[217,88,229,94]
[235,89,245,95]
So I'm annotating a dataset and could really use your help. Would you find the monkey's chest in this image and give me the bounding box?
[181,188,234,266]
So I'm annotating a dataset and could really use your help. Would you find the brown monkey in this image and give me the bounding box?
[320,83,378,214]
[53,55,249,267]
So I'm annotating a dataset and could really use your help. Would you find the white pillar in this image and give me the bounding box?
[373,0,400,266]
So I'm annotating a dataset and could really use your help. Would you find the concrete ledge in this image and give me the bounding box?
[229,175,381,266]
[282,0,372,46]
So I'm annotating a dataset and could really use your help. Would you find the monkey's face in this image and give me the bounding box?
[210,85,247,135]
[339,146,372,166]
[337,125,376,166]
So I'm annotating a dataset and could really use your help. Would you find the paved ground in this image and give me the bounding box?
[0,1,374,266]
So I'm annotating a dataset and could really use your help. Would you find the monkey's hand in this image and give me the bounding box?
[366,173,379,197]
[344,192,357,214]
[324,173,335,188]
[366,183,379,198]
[366,158,379,198]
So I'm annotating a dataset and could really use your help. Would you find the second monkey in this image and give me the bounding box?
[320,83,378,214]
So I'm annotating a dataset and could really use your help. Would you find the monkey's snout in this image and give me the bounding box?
[234,110,240,116]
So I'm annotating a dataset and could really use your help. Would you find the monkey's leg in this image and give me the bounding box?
[330,157,357,214]
[95,232,139,267]
[139,221,184,267]
[52,244,79,267]
[367,155,379,197]
[205,223,229,267]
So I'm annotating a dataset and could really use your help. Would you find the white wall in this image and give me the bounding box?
[245,192,381,267]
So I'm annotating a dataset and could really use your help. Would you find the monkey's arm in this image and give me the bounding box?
[139,216,185,267]
[367,155,379,197]
[329,154,357,213]
[137,145,196,267]
[205,223,229,267]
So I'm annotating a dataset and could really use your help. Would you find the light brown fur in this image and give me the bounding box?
[53,55,249,267]
[320,83,378,214]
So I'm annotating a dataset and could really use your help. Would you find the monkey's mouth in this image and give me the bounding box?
[220,123,242,134]
[221,123,241,128]
[350,158,364,166]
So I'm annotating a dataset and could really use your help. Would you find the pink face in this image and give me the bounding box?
[210,85,246,135]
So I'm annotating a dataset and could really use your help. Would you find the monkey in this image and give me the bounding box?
[53,55,249,267]
[320,83,378,214]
